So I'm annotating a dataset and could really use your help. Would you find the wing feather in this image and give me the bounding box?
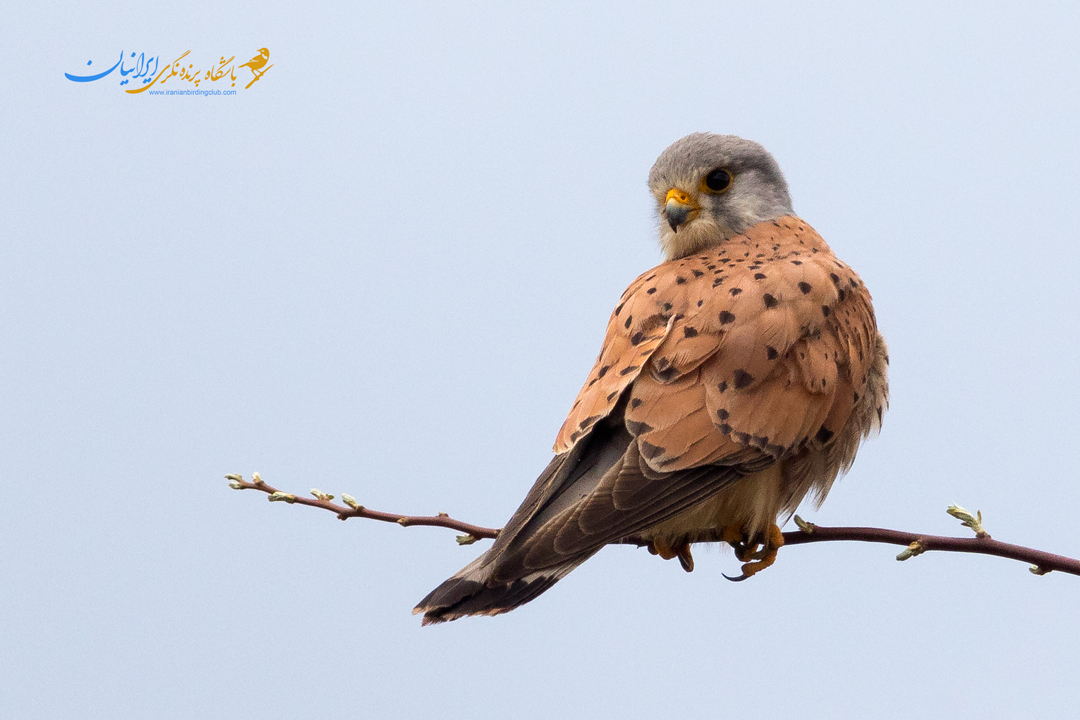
[429,217,884,612]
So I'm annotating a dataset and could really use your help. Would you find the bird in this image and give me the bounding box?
[414,133,888,625]
[239,48,269,73]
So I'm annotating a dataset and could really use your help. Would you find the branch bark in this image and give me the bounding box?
[226,473,498,543]
[227,473,1080,577]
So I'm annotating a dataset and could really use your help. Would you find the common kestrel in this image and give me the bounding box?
[415,133,888,624]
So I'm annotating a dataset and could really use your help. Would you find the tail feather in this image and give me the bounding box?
[414,407,626,624]
[413,556,586,625]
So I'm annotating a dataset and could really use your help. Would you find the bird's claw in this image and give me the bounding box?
[722,523,784,582]
[647,538,695,573]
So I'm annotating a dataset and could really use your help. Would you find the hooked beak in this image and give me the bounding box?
[664,188,700,232]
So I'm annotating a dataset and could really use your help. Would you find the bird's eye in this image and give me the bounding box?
[701,168,733,194]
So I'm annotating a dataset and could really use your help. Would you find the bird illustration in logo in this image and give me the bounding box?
[239,48,272,89]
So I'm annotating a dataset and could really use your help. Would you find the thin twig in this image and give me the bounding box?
[227,474,1079,576]
[226,473,497,543]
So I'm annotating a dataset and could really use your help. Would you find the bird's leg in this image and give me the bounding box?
[647,537,695,573]
[722,523,785,582]
[721,525,752,560]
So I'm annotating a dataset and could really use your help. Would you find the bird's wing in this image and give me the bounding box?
[487,217,878,578]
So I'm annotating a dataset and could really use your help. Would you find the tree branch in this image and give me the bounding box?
[227,474,1080,576]
[226,473,498,543]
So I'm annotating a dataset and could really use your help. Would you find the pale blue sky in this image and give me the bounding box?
[3,2,1080,718]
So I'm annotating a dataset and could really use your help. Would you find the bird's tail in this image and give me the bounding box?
[413,554,588,625]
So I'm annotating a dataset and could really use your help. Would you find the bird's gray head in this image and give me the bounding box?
[648,133,793,260]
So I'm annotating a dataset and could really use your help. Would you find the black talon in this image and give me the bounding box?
[676,545,695,573]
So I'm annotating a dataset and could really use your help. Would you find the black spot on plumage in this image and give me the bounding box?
[791,260,803,265]
[626,419,655,435]
[614,302,624,316]
[654,357,670,370]
[578,414,601,429]
[676,277,686,285]
[815,427,835,444]
[798,281,812,294]
[850,278,858,288]
[838,289,846,302]
[754,273,767,280]
[630,398,643,409]
[822,305,831,317]
[730,288,742,296]
[654,366,678,382]
[718,311,736,324]
[733,369,754,389]
[718,423,732,434]
[713,278,724,287]
[647,287,657,294]
[640,441,666,460]
[830,273,840,284]
[692,269,704,277]
[620,364,640,376]
[763,293,778,308]
[630,332,644,345]
[717,381,728,393]
[697,300,704,307]
[624,315,633,329]
[683,326,699,338]
[716,408,730,421]
[606,391,619,401]
[766,345,778,360]
[598,365,611,378]
[662,302,672,312]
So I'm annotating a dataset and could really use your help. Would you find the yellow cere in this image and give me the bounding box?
[665,188,696,206]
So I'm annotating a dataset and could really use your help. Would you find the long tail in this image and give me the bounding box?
[415,411,629,624]
[413,554,588,625]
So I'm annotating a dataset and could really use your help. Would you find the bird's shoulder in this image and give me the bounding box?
[554,216,878,465]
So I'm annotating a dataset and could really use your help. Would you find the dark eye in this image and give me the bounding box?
[701,168,733,193]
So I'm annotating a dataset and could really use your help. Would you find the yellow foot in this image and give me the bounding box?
[647,537,695,573]
[722,523,785,582]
